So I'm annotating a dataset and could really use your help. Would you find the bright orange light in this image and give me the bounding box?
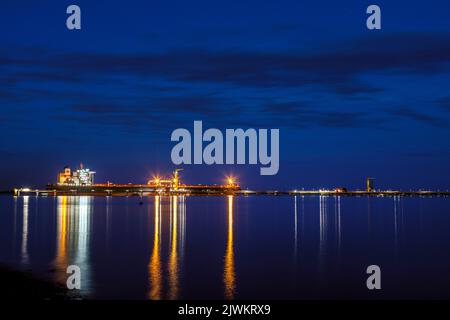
[226,176,236,186]
[149,175,161,186]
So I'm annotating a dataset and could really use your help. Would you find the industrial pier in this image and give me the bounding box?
[11,165,450,197]
[13,188,450,197]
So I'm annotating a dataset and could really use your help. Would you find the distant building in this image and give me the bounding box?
[58,164,95,186]
[335,187,348,193]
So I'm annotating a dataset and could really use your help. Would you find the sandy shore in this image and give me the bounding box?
[0,265,83,300]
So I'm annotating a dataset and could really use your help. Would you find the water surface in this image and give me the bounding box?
[1,195,450,299]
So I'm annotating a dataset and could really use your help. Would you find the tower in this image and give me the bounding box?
[173,169,183,190]
[366,177,375,192]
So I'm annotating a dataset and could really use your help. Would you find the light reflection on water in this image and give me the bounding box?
[2,194,450,299]
[21,196,29,265]
[148,196,186,300]
[148,195,162,300]
[53,196,92,295]
[224,195,235,300]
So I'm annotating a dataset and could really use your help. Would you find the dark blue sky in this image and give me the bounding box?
[1,0,450,190]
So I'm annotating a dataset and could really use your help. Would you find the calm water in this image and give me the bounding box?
[1,195,450,299]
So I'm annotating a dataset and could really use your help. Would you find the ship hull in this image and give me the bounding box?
[46,184,240,196]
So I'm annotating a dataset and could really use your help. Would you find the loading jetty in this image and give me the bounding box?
[11,188,450,197]
[10,165,450,198]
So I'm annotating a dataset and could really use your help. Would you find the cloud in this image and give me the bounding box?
[69,103,135,114]
[402,149,450,158]
[437,97,450,112]
[2,32,450,131]
[68,95,231,116]
[315,111,373,128]
[390,106,448,127]
[270,22,300,33]
[149,96,231,115]
[58,94,236,131]
[262,101,384,129]
[0,89,20,101]
[332,84,384,95]
[263,101,310,114]
[53,114,147,128]
[3,32,450,94]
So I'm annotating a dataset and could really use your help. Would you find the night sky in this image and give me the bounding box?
[1,0,450,190]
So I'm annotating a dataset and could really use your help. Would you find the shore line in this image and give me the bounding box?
[5,189,450,197]
[0,264,84,300]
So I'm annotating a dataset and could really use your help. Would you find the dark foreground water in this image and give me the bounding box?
[1,195,450,299]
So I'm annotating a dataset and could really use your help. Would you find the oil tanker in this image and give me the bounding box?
[45,165,240,196]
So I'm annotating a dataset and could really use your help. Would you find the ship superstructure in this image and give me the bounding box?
[58,164,95,186]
